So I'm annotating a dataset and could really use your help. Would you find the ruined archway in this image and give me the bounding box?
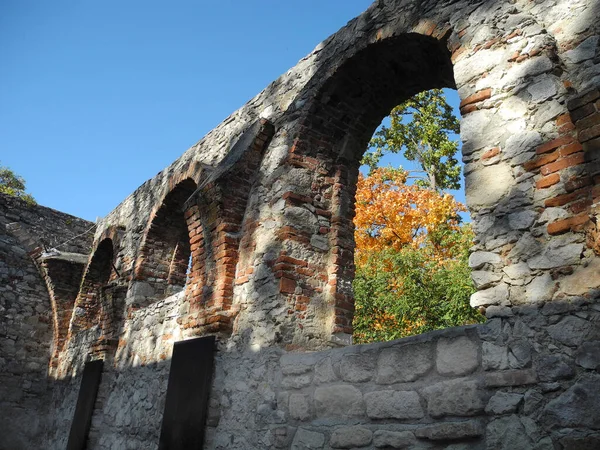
[133,178,197,304]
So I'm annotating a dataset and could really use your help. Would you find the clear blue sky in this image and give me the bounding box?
[1,1,462,222]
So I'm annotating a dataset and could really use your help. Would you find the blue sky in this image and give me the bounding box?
[1,1,462,222]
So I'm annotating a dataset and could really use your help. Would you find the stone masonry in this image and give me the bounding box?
[1,0,600,448]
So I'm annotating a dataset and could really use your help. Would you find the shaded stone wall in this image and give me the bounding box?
[0,193,93,449]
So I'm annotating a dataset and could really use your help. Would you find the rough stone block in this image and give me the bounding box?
[421,378,485,418]
[340,352,375,383]
[485,392,523,414]
[291,428,325,450]
[575,341,600,369]
[484,369,537,387]
[436,336,479,376]
[547,315,593,347]
[482,342,510,370]
[486,415,535,450]
[542,373,600,429]
[414,420,484,440]
[372,430,416,448]
[365,390,424,419]
[330,426,372,449]
[289,393,311,421]
[537,355,574,381]
[314,385,364,418]
[376,343,433,384]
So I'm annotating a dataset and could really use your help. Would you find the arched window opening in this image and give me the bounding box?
[352,88,484,344]
[134,178,197,304]
[285,33,486,344]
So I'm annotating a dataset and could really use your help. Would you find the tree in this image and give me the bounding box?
[362,89,461,191]
[353,167,464,263]
[0,163,36,205]
[352,89,483,343]
[352,225,481,343]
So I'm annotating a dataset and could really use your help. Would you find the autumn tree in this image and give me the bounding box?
[0,163,35,205]
[352,90,482,343]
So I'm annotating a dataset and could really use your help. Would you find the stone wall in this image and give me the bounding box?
[0,193,93,449]
[2,0,600,448]
[48,296,599,449]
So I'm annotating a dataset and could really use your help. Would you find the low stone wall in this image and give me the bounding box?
[45,293,599,449]
[207,300,600,449]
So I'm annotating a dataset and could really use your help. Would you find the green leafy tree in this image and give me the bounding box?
[363,89,461,191]
[0,163,36,205]
[353,225,483,344]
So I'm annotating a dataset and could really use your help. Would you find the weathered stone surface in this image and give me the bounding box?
[471,284,509,308]
[469,251,503,269]
[559,435,600,450]
[528,76,558,103]
[281,353,317,375]
[483,342,509,370]
[508,211,537,230]
[528,243,583,270]
[504,131,542,159]
[537,355,574,381]
[330,426,372,448]
[543,374,600,429]
[314,357,337,384]
[291,428,325,450]
[466,164,513,209]
[472,270,502,289]
[547,315,592,347]
[365,390,424,419]
[525,274,556,303]
[314,385,364,418]
[376,343,433,384]
[289,394,311,421]
[372,430,416,448]
[422,378,485,418]
[485,392,523,414]
[559,259,600,296]
[563,36,600,64]
[485,369,538,387]
[436,336,479,376]
[575,341,600,369]
[414,420,484,440]
[340,352,375,383]
[486,415,535,450]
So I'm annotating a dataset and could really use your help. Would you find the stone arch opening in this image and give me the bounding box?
[285,32,467,341]
[70,238,114,333]
[133,178,198,304]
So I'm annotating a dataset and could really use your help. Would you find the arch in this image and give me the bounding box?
[277,32,457,340]
[133,178,198,304]
[69,238,115,334]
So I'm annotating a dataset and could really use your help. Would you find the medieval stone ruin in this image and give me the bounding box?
[1,0,600,448]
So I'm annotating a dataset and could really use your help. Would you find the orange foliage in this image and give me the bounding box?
[353,167,465,264]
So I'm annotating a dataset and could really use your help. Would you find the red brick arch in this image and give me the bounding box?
[133,178,198,303]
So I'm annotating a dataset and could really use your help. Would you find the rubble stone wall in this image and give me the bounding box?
[0,194,93,449]
[1,0,600,448]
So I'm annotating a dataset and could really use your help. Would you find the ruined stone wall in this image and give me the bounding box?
[0,193,93,449]
[47,296,599,449]
[3,0,600,448]
[207,301,600,449]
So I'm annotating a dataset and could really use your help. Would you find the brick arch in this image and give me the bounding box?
[133,178,198,304]
[276,31,457,341]
[70,238,115,334]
